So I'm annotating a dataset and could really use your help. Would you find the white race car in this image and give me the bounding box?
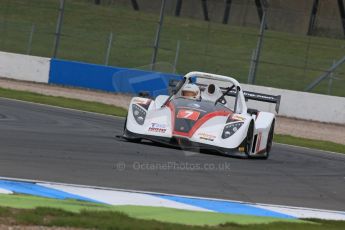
[123,71,281,159]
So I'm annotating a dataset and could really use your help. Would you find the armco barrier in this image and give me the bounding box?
[49,59,181,97]
[0,51,50,83]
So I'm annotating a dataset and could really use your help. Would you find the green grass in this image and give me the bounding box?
[0,87,127,117]
[0,194,300,226]
[0,0,344,96]
[0,86,344,154]
[1,194,345,229]
[274,134,345,154]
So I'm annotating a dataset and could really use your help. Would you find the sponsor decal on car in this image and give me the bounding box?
[148,123,167,133]
[197,133,216,141]
[133,98,151,105]
[232,114,245,121]
[177,109,200,121]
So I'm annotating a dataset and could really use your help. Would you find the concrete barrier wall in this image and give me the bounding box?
[197,78,345,124]
[241,84,345,124]
[0,51,50,83]
[49,59,181,97]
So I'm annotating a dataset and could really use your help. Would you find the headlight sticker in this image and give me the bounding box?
[132,104,146,125]
[222,122,244,139]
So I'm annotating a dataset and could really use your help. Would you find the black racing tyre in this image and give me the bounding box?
[244,121,254,158]
[123,117,127,134]
[123,116,141,143]
[263,120,275,159]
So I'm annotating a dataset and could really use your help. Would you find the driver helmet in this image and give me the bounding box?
[181,84,200,100]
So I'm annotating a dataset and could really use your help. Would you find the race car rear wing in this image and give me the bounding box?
[209,86,281,113]
[168,79,281,113]
[230,90,281,113]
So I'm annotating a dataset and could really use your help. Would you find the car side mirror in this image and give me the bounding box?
[138,91,150,98]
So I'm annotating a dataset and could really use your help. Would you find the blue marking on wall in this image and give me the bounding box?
[0,180,99,203]
[155,195,295,219]
[49,59,182,97]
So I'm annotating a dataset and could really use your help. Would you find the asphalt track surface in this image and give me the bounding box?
[0,98,344,211]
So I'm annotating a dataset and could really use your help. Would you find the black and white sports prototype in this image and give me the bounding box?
[123,71,281,159]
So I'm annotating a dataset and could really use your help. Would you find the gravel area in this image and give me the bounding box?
[275,116,345,145]
[1,77,344,145]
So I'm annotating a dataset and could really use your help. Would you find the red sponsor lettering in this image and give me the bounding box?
[148,127,167,133]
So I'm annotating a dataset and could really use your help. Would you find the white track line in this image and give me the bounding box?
[39,183,211,212]
[274,142,345,156]
[0,188,13,194]
[1,176,344,215]
[255,204,345,220]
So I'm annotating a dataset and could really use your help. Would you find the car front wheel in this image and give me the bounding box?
[123,117,141,143]
[244,121,254,158]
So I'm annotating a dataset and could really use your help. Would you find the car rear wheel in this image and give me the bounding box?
[263,120,275,160]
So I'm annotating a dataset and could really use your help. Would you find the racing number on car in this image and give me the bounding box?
[177,110,200,121]
[182,110,194,118]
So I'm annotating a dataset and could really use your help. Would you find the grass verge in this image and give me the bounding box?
[0,194,300,227]
[1,194,345,229]
[274,134,345,154]
[0,87,127,117]
[0,86,344,154]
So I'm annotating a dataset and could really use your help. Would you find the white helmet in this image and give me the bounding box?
[181,84,200,100]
